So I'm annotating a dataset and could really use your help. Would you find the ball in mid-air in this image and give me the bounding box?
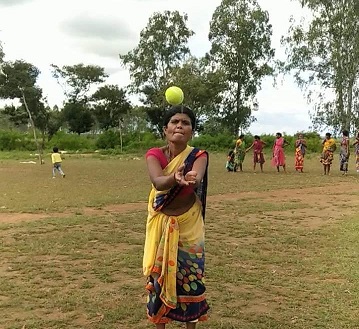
[165,86,184,105]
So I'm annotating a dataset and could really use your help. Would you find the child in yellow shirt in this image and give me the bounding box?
[51,146,65,178]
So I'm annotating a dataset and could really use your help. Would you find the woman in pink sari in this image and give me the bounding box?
[271,132,289,173]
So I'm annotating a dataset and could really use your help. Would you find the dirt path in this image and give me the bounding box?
[1,181,357,224]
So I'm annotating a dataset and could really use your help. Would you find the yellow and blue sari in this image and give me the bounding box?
[143,145,209,323]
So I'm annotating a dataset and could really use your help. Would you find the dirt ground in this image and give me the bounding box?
[0,181,358,329]
[1,181,357,225]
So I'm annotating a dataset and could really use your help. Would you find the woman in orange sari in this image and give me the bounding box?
[320,132,336,175]
[294,133,307,173]
[144,105,209,328]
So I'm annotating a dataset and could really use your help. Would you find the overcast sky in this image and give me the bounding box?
[0,0,313,135]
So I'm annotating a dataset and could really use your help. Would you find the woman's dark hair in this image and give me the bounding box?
[163,105,196,129]
[276,132,282,137]
[254,135,260,140]
[342,130,349,137]
[325,132,331,138]
[53,146,59,153]
[239,134,245,139]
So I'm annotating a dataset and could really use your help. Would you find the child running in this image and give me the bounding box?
[51,146,65,178]
[246,135,266,172]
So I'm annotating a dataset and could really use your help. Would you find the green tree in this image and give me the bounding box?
[47,105,64,140]
[91,84,132,151]
[51,64,108,103]
[170,57,226,126]
[281,0,359,133]
[3,104,29,127]
[51,63,108,134]
[119,10,194,133]
[62,102,94,135]
[0,39,4,67]
[0,60,47,162]
[121,105,148,136]
[145,57,226,135]
[91,85,131,130]
[208,0,275,136]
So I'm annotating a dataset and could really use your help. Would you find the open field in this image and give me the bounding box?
[1,151,359,328]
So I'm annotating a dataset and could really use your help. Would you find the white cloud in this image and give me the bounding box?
[0,0,34,7]
[0,0,315,134]
[61,16,135,41]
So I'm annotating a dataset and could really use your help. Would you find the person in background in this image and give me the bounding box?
[271,132,289,173]
[143,105,209,328]
[234,134,246,172]
[51,146,65,178]
[320,132,336,175]
[246,135,266,172]
[294,133,307,173]
[339,130,350,175]
[226,150,236,172]
[352,132,359,173]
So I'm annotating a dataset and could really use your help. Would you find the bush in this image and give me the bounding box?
[258,134,275,150]
[0,130,36,151]
[96,130,120,149]
[96,131,161,152]
[191,133,234,151]
[125,139,164,153]
[0,128,325,155]
[306,137,322,153]
[49,131,96,151]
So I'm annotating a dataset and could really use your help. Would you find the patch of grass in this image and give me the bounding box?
[1,152,358,213]
[1,210,359,328]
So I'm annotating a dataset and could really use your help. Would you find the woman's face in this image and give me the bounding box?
[163,113,193,143]
[298,134,303,139]
[276,134,280,139]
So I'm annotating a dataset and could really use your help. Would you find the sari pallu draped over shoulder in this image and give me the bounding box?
[272,137,285,167]
[143,145,209,324]
[320,138,336,165]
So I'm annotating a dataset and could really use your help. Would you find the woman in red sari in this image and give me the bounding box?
[271,132,289,173]
[294,133,307,173]
[246,135,266,172]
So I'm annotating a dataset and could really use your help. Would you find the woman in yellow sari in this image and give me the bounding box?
[320,132,336,175]
[143,105,209,328]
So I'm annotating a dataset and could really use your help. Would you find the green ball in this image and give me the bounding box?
[165,86,184,105]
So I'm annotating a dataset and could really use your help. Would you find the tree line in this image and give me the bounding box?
[0,0,358,158]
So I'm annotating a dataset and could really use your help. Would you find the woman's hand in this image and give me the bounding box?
[184,170,197,184]
[174,164,197,186]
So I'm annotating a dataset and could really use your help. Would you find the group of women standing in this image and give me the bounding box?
[320,131,359,175]
[229,131,359,174]
[227,134,267,173]
[229,132,298,173]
